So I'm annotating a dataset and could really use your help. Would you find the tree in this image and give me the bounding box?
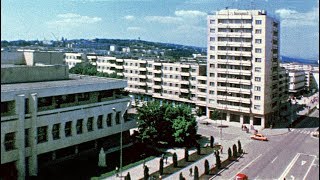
[194,166,199,180]
[232,144,238,158]
[184,148,189,162]
[215,154,221,169]
[210,109,221,126]
[143,166,149,180]
[210,136,214,148]
[228,147,232,161]
[173,153,178,167]
[179,172,184,180]
[125,172,131,180]
[210,109,221,120]
[159,158,164,175]
[69,62,97,76]
[204,159,210,175]
[238,140,242,154]
[136,101,163,145]
[137,102,197,146]
[197,143,201,155]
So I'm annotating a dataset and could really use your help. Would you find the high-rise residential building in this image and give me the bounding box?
[1,51,135,179]
[206,9,280,128]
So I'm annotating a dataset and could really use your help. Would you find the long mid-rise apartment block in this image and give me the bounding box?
[206,9,281,128]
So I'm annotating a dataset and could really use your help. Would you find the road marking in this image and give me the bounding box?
[303,157,316,180]
[271,156,278,163]
[301,160,306,166]
[230,154,262,180]
[279,153,300,179]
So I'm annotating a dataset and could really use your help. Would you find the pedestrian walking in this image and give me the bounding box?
[115,166,119,177]
[189,167,193,176]
[165,156,168,164]
[220,146,223,154]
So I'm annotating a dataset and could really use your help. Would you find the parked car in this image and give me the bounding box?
[235,173,248,180]
[251,134,268,141]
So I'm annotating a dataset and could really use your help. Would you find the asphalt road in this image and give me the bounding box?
[208,110,319,180]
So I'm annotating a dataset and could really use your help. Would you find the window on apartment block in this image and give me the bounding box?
[254,105,261,110]
[255,77,261,82]
[76,119,83,134]
[255,67,262,72]
[210,64,215,68]
[210,28,215,33]
[255,58,262,62]
[255,39,262,44]
[210,19,215,24]
[52,124,60,140]
[209,99,215,104]
[209,90,215,95]
[210,37,215,42]
[25,129,30,147]
[4,132,16,151]
[210,82,215,87]
[210,73,215,77]
[87,117,94,132]
[107,113,112,127]
[255,48,262,53]
[255,29,262,34]
[254,96,261,100]
[65,121,72,137]
[254,86,261,91]
[210,46,215,51]
[37,126,48,144]
[210,55,215,59]
[116,112,121,124]
[97,115,103,129]
[255,20,262,24]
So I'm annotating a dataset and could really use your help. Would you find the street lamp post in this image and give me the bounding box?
[113,102,131,179]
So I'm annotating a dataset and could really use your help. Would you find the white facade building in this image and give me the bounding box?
[287,70,306,94]
[1,51,135,179]
[206,9,280,128]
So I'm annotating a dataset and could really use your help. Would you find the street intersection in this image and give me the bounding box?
[197,110,319,180]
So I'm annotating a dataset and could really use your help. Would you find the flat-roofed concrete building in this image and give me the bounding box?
[1,51,135,179]
[206,9,281,128]
[64,52,88,69]
[280,62,318,93]
[287,70,306,95]
[94,56,208,111]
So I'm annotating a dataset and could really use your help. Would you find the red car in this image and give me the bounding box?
[235,173,248,180]
[251,134,268,141]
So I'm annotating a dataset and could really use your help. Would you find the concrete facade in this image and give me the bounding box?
[1,52,135,179]
[206,9,281,128]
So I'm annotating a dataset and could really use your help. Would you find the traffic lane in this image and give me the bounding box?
[218,135,285,179]
[242,129,311,179]
[281,153,316,180]
[304,158,319,180]
[242,135,298,179]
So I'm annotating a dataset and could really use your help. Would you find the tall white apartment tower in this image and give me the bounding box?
[206,9,280,128]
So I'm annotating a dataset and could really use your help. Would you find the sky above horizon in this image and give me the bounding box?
[1,0,319,60]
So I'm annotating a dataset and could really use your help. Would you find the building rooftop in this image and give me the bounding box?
[1,74,127,101]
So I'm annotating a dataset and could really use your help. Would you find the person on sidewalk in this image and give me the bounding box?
[115,167,119,177]
[189,167,193,176]
[220,146,223,154]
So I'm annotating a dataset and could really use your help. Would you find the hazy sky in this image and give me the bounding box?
[1,0,319,60]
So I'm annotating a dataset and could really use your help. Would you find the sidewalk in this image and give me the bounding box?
[103,148,195,180]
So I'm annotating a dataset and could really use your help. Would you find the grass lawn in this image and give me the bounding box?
[145,146,220,180]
